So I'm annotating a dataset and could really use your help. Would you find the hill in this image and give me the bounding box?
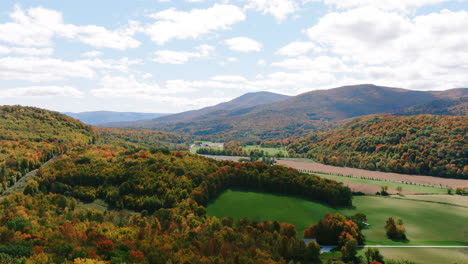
[394,96,467,116]
[114,85,467,141]
[0,105,96,192]
[287,114,468,179]
[116,91,290,127]
[94,127,188,150]
[0,104,354,263]
[65,111,170,125]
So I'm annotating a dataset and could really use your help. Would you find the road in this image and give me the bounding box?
[0,156,57,200]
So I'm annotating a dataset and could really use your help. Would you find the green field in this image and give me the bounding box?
[242,145,289,157]
[314,173,447,194]
[191,141,224,153]
[357,248,468,264]
[207,189,337,235]
[207,190,468,245]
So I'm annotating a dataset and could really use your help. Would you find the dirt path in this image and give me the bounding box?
[0,156,57,200]
[276,159,468,188]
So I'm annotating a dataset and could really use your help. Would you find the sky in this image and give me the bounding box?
[0,0,467,113]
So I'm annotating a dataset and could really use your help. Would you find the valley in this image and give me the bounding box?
[0,86,467,264]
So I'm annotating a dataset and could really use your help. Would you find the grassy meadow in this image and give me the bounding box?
[314,173,448,194]
[357,248,468,264]
[207,189,336,234]
[242,145,289,157]
[207,190,468,245]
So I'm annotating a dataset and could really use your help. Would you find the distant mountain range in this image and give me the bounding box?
[64,111,170,125]
[106,84,468,141]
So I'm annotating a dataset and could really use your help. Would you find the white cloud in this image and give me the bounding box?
[91,75,197,99]
[272,56,350,72]
[257,59,266,65]
[0,5,140,50]
[243,0,299,23]
[163,70,335,95]
[0,45,53,56]
[0,56,140,82]
[211,75,248,82]
[224,37,263,52]
[0,86,83,98]
[276,41,322,56]
[304,8,468,89]
[82,50,103,57]
[145,4,245,45]
[153,45,214,64]
[308,0,459,11]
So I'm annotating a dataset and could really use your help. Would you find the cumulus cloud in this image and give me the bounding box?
[0,56,140,82]
[0,86,83,98]
[224,37,263,52]
[307,0,459,11]
[0,5,140,50]
[243,0,299,23]
[0,45,53,56]
[211,75,248,82]
[276,41,322,56]
[304,7,468,89]
[153,45,214,64]
[145,4,245,45]
[272,56,350,72]
[91,75,197,99]
[82,50,103,57]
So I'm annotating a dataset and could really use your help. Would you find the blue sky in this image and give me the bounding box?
[0,0,467,113]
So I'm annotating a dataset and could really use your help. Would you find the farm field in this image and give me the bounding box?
[357,247,468,264]
[277,159,468,188]
[242,145,289,157]
[314,173,447,194]
[191,141,224,153]
[207,189,337,235]
[207,190,468,245]
[390,194,468,208]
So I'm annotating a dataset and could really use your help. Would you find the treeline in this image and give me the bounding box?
[0,193,320,263]
[37,146,352,213]
[95,127,188,150]
[9,146,352,263]
[0,106,96,192]
[287,115,468,179]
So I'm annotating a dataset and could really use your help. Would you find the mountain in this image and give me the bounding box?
[394,95,468,116]
[111,85,467,141]
[119,91,290,126]
[65,111,170,125]
[286,114,468,179]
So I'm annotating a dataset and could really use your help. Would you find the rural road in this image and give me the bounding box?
[0,156,57,200]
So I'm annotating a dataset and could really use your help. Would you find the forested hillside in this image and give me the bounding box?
[0,105,354,263]
[115,85,467,141]
[395,96,467,116]
[0,106,96,192]
[94,127,188,150]
[287,115,467,179]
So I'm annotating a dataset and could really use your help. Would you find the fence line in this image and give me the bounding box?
[297,169,450,189]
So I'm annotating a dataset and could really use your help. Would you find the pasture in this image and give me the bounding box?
[357,248,468,264]
[314,173,447,194]
[242,145,289,157]
[207,189,337,235]
[207,190,468,245]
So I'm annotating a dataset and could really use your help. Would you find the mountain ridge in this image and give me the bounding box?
[108,84,467,141]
